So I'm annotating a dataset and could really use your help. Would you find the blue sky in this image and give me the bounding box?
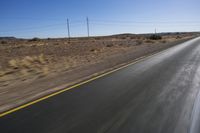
[0,0,200,38]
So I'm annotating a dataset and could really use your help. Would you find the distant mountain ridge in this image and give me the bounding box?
[0,37,16,40]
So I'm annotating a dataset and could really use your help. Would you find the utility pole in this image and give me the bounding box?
[155,28,157,34]
[67,18,70,43]
[86,17,90,37]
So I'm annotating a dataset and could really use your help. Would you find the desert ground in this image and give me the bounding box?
[0,32,198,113]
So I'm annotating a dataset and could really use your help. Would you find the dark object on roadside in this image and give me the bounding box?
[1,40,8,44]
[106,44,114,47]
[29,37,40,42]
[176,36,181,39]
[149,34,162,40]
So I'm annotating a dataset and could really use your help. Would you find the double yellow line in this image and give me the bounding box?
[0,48,170,118]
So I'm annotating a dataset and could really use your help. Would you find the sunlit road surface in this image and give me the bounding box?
[1,37,200,133]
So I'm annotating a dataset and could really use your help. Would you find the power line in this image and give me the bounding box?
[1,23,199,33]
[90,22,200,26]
[1,17,200,23]
[1,18,199,37]
[1,23,66,33]
[91,19,200,24]
[0,17,83,22]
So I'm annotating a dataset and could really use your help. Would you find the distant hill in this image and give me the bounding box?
[0,37,16,40]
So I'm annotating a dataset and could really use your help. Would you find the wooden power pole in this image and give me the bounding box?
[86,17,90,37]
[67,18,70,42]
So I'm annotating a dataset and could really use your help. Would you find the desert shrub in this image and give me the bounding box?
[8,54,46,69]
[145,40,154,43]
[91,39,96,43]
[90,49,98,53]
[1,40,8,44]
[176,36,181,39]
[106,44,114,47]
[121,37,127,40]
[130,36,135,39]
[149,34,162,40]
[161,40,167,43]
[54,43,59,45]
[29,37,40,42]
[90,49,95,52]
[94,37,101,40]
[136,40,143,45]
[9,59,19,69]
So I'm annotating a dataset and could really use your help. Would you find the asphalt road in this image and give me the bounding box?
[1,37,200,133]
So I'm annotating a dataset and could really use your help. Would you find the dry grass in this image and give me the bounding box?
[136,40,143,45]
[0,53,86,85]
[9,54,46,69]
[3,54,50,79]
[145,40,154,43]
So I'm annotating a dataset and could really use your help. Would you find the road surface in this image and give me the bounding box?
[1,37,200,133]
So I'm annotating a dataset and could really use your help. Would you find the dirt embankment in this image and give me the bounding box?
[0,33,197,113]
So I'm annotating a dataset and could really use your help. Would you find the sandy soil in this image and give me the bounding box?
[0,33,197,113]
